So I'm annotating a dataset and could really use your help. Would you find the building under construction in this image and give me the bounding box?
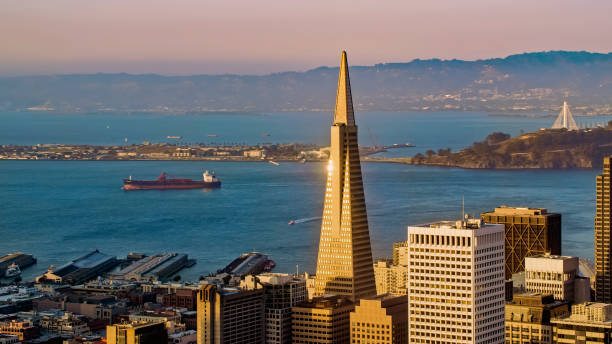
[481,206,561,279]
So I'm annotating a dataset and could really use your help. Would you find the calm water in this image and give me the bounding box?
[0,111,604,281]
[4,111,611,154]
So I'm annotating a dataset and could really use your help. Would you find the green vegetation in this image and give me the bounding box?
[404,126,612,169]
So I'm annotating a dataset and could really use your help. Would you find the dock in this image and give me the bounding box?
[218,252,274,277]
[109,253,194,282]
[0,253,37,276]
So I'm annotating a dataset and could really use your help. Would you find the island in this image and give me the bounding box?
[368,124,612,169]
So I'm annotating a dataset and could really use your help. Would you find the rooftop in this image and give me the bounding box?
[52,250,115,276]
[414,217,499,230]
[484,206,559,216]
[295,295,353,309]
[527,254,576,261]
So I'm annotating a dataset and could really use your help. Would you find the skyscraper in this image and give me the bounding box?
[243,273,307,344]
[313,51,376,302]
[407,218,506,343]
[481,206,561,279]
[196,284,264,344]
[596,157,612,303]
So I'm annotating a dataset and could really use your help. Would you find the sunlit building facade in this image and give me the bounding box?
[596,157,612,303]
[407,218,505,343]
[481,206,561,279]
[314,51,376,302]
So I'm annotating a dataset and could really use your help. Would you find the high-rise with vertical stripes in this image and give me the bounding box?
[596,156,612,302]
[313,51,376,302]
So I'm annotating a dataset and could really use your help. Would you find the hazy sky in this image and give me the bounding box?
[1,0,611,76]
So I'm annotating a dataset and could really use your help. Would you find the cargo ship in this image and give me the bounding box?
[123,171,221,190]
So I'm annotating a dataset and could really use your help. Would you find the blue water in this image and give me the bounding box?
[4,111,611,155]
[0,111,605,281]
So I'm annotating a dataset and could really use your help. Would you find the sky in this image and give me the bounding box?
[1,0,612,76]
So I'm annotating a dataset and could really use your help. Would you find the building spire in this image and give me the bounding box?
[314,51,376,302]
[333,51,355,126]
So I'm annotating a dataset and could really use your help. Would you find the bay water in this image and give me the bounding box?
[0,111,606,281]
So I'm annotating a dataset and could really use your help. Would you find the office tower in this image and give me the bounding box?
[552,302,612,342]
[596,157,612,303]
[291,295,354,344]
[314,51,376,302]
[350,294,408,344]
[505,293,569,344]
[106,321,167,344]
[245,274,306,344]
[525,255,591,303]
[373,260,408,296]
[196,284,264,344]
[407,218,505,344]
[481,206,561,279]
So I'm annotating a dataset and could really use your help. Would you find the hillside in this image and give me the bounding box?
[1,51,612,114]
[376,126,612,169]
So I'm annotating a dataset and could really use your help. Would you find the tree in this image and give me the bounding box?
[486,132,511,145]
[425,150,435,158]
[437,148,451,156]
[472,141,492,155]
[173,275,181,282]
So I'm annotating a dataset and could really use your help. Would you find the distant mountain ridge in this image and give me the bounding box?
[1,51,612,114]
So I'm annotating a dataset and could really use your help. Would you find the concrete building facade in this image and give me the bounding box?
[196,284,264,344]
[106,321,168,344]
[505,293,569,344]
[373,260,407,296]
[525,255,591,303]
[350,294,408,344]
[244,273,306,344]
[481,206,561,279]
[552,302,612,343]
[407,218,506,344]
[291,295,354,344]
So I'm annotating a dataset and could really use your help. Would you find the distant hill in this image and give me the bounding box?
[1,51,612,114]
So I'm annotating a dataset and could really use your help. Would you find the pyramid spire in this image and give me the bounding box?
[314,51,376,302]
[333,51,355,126]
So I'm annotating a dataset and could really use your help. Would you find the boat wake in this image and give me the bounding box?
[292,217,321,224]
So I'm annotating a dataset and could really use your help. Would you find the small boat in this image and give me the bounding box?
[288,220,295,225]
[269,160,280,166]
[5,263,21,278]
[167,136,182,139]
[300,158,306,164]
[262,133,271,137]
[207,134,217,137]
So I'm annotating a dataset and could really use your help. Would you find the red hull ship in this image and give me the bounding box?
[123,171,221,190]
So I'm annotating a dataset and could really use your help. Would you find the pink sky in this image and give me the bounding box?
[1,0,611,76]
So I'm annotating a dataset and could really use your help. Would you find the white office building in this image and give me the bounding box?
[407,218,505,344]
[525,254,591,303]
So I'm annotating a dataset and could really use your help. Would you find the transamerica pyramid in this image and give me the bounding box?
[314,51,377,302]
